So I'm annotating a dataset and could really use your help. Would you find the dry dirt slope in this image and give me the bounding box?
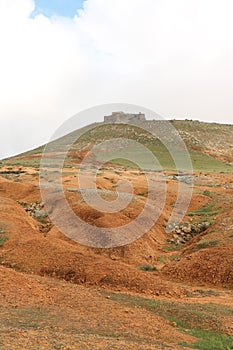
[0,169,233,349]
[0,176,194,349]
[0,119,233,349]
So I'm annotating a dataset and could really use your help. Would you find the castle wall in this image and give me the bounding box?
[104,112,146,123]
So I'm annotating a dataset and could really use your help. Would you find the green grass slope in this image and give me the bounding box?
[1,120,233,173]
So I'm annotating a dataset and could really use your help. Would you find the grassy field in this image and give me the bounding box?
[98,145,233,173]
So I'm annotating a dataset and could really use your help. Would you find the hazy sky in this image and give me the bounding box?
[0,0,233,158]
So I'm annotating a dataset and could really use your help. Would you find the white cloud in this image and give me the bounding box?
[0,0,233,158]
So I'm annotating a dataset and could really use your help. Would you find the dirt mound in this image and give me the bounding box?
[161,245,233,288]
[0,180,183,297]
[0,195,40,242]
[1,234,185,298]
[0,176,40,202]
[0,265,55,307]
[2,170,232,296]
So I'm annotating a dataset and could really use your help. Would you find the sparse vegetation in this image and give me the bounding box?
[202,190,214,198]
[163,243,183,251]
[0,225,5,234]
[101,292,233,350]
[169,254,180,261]
[158,256,167,263]
[180,329,233,350]
[137,191,148,196]
[195,239,219,251]
[139,265,157,272]
[187,202,222,218]
[0,236,8,247]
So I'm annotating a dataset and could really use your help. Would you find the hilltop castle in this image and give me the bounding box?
[104,111,146,123]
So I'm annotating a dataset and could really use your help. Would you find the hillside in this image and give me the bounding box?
[2,119,233,172]
[0,119,233,349]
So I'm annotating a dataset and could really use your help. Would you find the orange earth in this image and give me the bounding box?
[0,165,232,349]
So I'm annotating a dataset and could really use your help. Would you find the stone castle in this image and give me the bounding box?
[104,111,146,123]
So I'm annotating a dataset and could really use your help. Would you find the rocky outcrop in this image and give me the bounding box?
[17,201,52,234]
[167,221,211,245]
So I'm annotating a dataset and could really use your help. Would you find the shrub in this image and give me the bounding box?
[139,265,157,272]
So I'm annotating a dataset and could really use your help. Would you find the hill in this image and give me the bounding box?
[0,118,233,349]
[2,119,233,172]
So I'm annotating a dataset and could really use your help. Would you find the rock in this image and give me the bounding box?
[168,220,211,245]
[18,201,51,234]
[175,228,182,234]
[34,209,48,219]
[182,224,192,233]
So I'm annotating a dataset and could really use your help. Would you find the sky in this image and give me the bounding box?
[0,0,233,158]
[31,0,84,18]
